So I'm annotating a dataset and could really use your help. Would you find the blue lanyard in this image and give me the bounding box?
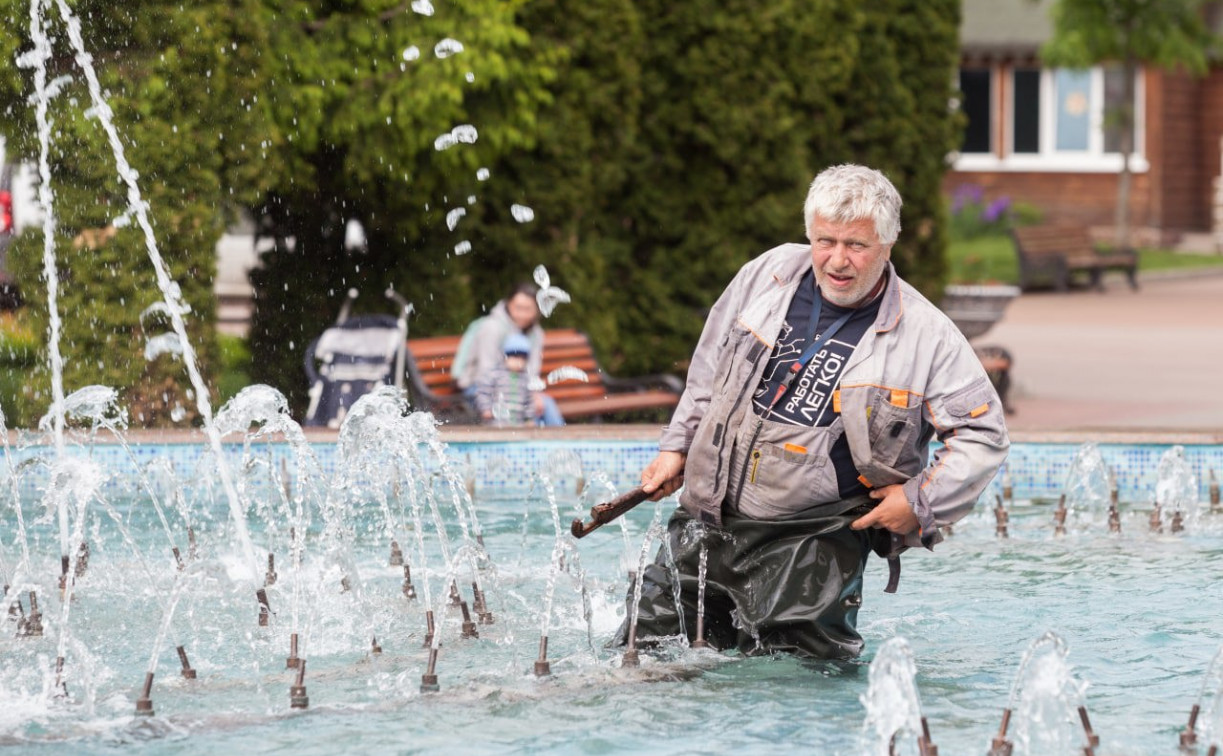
[763,279,854,413]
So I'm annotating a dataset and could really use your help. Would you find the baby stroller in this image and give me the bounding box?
[303,288,414,428]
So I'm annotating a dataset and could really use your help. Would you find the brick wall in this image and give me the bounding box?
[1200,69,1223,229]
[947,66,1223,238]
[1157,71,1208,230]
[943,171,1153,229]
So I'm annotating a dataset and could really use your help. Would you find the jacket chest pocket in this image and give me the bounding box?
[866,389,921,469]
[728,418,843,519]
[714,328,764,395]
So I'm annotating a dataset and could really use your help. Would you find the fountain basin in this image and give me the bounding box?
[2,427,1221,755]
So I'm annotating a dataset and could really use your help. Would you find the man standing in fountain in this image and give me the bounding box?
[620,164,1009,658]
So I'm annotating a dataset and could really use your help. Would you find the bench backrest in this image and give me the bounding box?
[406,328,610,403]
[1011,225,1094,258]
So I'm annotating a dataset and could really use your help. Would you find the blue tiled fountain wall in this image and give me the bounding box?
[5,438,1223,503]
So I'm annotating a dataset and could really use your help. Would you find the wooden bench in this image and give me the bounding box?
[405,328,684,423]
[1011,225,1139,292]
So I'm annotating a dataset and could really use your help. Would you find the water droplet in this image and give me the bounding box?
[465,72,475,83]
[510,204,535,223]
[476,168,490,181]
[433,124,478,151]
[455,241,472,255]
[446,207,466,231]
[402,46,420,62]
[547,366,589,385]
[434,39,464,59]
[411,0,434,15]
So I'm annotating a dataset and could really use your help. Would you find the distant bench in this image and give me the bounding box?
[405,328,684,423]
[1011,225,1139,292]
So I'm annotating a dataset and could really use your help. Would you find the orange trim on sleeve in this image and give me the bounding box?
[857,475,873,488]
[920,428,958,490]
[924,399,945,432]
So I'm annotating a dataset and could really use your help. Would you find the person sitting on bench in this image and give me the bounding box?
[452,281,565,426]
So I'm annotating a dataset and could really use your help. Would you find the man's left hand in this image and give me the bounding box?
[851,484,919,535]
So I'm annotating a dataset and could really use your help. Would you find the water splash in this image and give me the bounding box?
[510,204,534,223]
[1008,632,1087,755]
[546,366,588,385]
[433,124,478,151]
[1062,442,1109,519]
[531,265,571,317]
[1155,445,1199,528]
[26,0,260,579]
[433,38,464,59]
[445,207,466,231]
[860,637,925,756]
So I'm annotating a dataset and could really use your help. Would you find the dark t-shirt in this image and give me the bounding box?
[751,268,882,498]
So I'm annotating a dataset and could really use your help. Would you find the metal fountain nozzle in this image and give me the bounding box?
[917,716,938,756]
[420,648,440,693]
[256,588,272,627]
[993,494,1009,539]
[402,565,417,600]
[988,708,1013,756]
[460,601,479,639]
[1149,502,1164,533]
[1180,703,1199,749]
[472,581,493,624]
[1053,494,1068,536]
[422,610,436,648]
[134,672,155,716]
[177,645,197,679]
[534,635,551,677]
[1078,705,1100,754]
[290,659,309,709]
[287,633,301,669]
[1171,508,1185,533]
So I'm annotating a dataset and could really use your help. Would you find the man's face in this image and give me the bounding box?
[808,215,892,307]
[506,292,540,330]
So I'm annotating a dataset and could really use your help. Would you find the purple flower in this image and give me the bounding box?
[981,196,1011,223]
[952,184,985,213]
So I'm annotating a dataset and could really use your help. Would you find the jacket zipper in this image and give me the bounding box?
[748,448,762,484]
[731,417,764,511]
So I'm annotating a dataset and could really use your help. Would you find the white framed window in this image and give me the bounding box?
[954,63,1146,173]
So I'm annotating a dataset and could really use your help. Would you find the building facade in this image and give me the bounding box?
[949,0,1223,246]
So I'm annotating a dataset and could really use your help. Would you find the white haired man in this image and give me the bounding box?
[618,164,1009,658]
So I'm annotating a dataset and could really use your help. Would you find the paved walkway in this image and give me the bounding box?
[982,269,1223,434]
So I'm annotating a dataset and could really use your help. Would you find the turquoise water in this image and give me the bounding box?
[1,447,1221,755]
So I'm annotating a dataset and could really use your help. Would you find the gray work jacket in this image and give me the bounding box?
[660,243,1009,543]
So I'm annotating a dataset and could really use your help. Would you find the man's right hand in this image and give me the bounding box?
[641,451,687,501]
